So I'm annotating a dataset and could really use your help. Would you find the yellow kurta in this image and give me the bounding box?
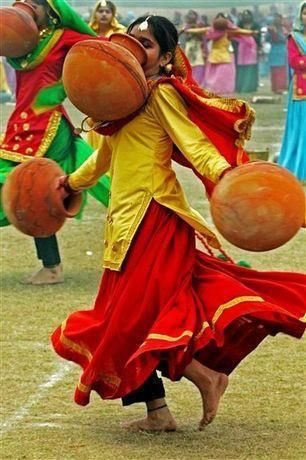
[69,84,230,270]
[208,35,232,64]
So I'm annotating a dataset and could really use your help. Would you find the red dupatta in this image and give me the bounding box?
[91,47,254,196]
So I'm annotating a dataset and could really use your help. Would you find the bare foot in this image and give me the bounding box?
[123,406,177,432]
[20,264,64,285]
[183,359,228,430]
[198,372,228,429]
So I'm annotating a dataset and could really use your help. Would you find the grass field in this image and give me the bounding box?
[1,87,306,460]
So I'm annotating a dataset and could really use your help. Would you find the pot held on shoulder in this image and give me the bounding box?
[0,2,39,58]
[2,158,82,238]
[210,161,305,251]
[62,34,148,122]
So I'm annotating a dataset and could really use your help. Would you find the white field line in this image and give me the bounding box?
[0,362,72,436]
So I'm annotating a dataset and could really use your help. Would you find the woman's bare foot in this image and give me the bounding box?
[184,359,228,430]
[123,404,177,432]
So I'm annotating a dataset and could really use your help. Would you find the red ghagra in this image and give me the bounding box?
[51,201,306,406]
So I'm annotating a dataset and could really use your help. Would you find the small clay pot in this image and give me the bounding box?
[109,33,147,66]
[2,158,82,238]
[0,2,39,58]
[63,38,148,121]
[210,161,305,251]
[213,18,229,31]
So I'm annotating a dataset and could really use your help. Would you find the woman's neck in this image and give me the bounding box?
[98,23,111,35]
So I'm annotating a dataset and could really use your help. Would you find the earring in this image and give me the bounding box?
[164,63,173,75]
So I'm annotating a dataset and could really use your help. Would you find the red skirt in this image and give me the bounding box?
[51,201,306,405]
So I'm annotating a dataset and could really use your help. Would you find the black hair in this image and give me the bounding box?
[32,0,59,22]
[127,16,178,58]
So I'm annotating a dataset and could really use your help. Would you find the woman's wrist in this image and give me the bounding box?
[62,175,80,194]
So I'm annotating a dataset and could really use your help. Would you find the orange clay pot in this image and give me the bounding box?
[0,2,39,58]
[2,158,82,238]
[210,161,305,252]
[62,35,148,121]
[213,18,229,31]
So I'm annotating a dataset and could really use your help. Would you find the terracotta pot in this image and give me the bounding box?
[0,2,39,58]
[213,18,228,31]
[62,38,148,121]
[210,161,305,251]
[2,158,82,238]
[109,33,147,66]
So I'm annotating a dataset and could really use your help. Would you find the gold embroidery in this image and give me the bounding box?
[195,321,210,340]
[300,313,306,323]
[212,296,264,326]
[77,381,90,393]
[14,124,18,132]
[26,134,34,141]
[26,148,33,154]
[60,319,93,361]
[23,123,30,131]
[13,144,20,151]
[24,29,64,71]
[21,112,28,120]
[14,135,21,141]
[142,330,193,345]
[36,111,61,157]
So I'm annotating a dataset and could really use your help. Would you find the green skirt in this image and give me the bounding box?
[0,117,110,227]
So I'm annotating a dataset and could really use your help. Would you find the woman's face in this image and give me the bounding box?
[23,0,49,28]
[301,6,306,27]
[129,25,171,79]
[95,6,113,26]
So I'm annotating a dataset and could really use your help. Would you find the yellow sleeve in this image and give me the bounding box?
[150,84,230,183]
[68,136,112,190]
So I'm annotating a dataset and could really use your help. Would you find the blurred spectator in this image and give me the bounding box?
[89,0,125,37]
[229,7,239,26]
[278,1,306,180]
[121,11,136,27]
[252,4,265,26]
[172,11,183,29]
[259,27,271,79]
[235,10,261,93]
[0,58,13,103]
[181,10,207,86]
[266,14,289,94]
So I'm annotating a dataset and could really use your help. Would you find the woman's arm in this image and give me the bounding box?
[151,84,231,183]
[68,136,112,191]
[183,26,210,35]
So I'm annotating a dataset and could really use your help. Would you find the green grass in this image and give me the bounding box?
[1,95,306,459]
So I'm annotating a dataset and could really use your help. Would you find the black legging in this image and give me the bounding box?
[122,371,165,406]
[34,234,61,267]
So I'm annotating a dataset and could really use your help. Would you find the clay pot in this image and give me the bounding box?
[62,36,148,121]
[210,162,305,252]
[109,33,147,66]
[0,2,39,58]
[2,158,82,238]
[213,18,229,31]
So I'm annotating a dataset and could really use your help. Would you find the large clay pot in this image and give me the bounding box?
[2,158,82,238]
[0,2,39,58]
[210,162,305,251]
[62,34,148,121]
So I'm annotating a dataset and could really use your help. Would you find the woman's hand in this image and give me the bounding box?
[56,175,80,200]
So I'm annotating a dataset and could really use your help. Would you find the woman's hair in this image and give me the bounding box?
[127,16,178,58]
[31,0,59,23]
[95,1,116,16]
